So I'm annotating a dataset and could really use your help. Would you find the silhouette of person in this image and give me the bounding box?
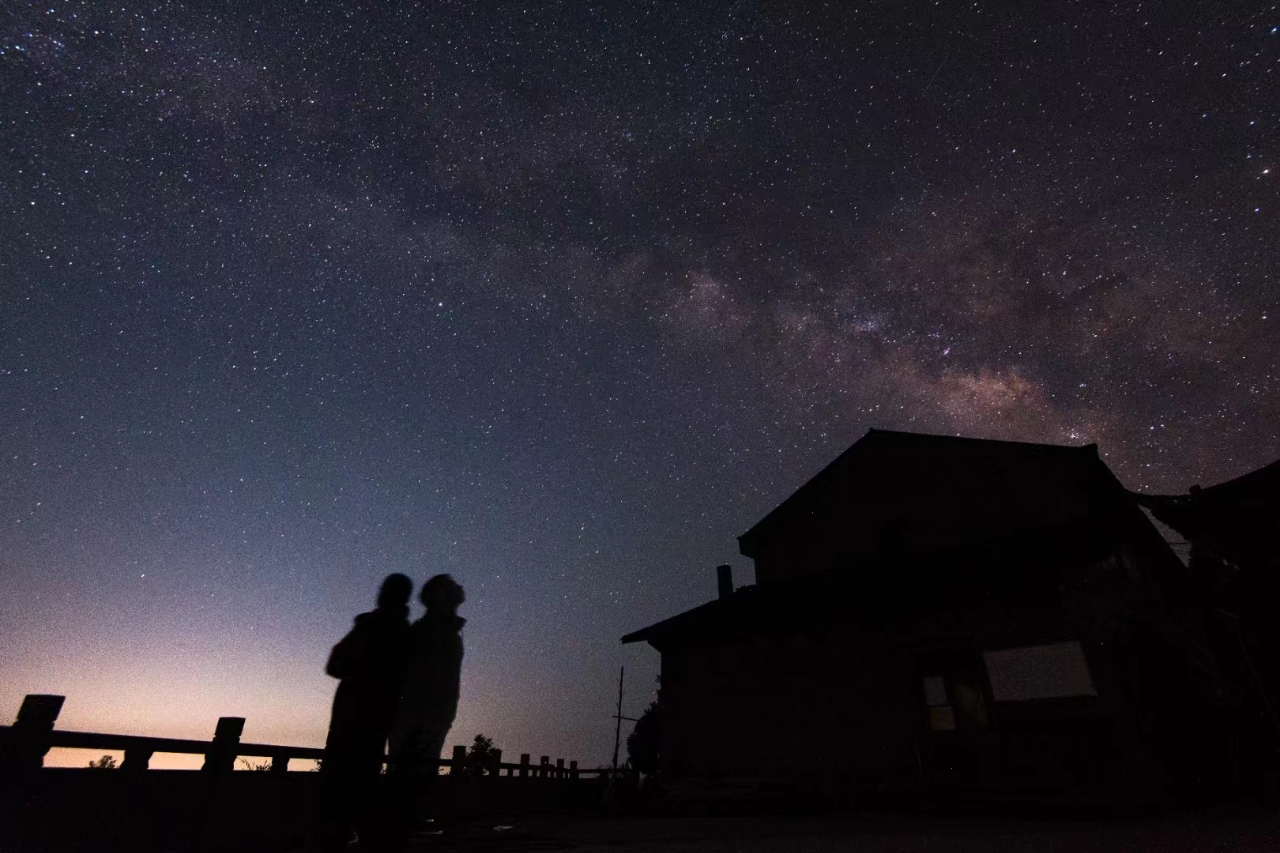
[318,573,412,853]
[388,574,466,840]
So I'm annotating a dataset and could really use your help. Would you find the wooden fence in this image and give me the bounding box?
[0,693,596,780]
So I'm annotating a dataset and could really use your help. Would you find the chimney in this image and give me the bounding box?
[716,564,733,600]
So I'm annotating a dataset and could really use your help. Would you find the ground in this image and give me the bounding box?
[394,809,1280,852]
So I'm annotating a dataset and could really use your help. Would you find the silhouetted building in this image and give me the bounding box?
[1135,459,1280,795]
[623,430,1231,806]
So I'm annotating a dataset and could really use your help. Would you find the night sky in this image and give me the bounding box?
[2,2,1277,767]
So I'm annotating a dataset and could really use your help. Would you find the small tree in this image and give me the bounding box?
[626,701,661,774]
[87,754,117,770]
[238,757,272,771]
[461,734,500,776]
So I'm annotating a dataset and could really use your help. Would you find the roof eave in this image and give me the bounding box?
[619,599,720,646]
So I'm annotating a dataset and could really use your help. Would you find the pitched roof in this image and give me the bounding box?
[737,429,1118,560]
[1133,458,1280,570]
[619,576,873,648]
[619,585,758,647]
[624,430,1155,648]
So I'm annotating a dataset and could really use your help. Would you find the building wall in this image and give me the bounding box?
[660,627,920,783]
[657,573,1229,802]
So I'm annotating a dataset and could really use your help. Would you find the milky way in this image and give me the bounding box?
[1,2,1276,766]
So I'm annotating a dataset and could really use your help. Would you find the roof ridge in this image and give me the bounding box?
[866,427,1097,453]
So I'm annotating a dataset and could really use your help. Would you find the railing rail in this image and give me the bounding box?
[0,693,599,778]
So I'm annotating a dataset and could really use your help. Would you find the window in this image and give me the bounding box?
[951,681,989,729]
[922,675,956,731]
[922,675,948,707]
[983,641,1096,702]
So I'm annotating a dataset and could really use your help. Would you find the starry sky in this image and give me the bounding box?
[2,1,1277,768]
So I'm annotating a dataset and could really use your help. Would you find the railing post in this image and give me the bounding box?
[121,746,154,772]
[0,694,64,778]
[539,755,550,779]
[556,758,565,780]
[490,748,502,778]
[202,717,244,775]
[570,760,579,780]
[519,753,530,779]
[194,716,243,852]
[270,753,289,774]
[451,744,467,780]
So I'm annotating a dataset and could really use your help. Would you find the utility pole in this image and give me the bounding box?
[610,666,639,773]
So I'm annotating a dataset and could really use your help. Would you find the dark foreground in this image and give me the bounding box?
[384,810,1280,853]
[6,768,1280,851]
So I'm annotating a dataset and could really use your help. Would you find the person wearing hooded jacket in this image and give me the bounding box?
[318,573,412,853]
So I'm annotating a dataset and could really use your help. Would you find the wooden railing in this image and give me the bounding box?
[0,693,595,780]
